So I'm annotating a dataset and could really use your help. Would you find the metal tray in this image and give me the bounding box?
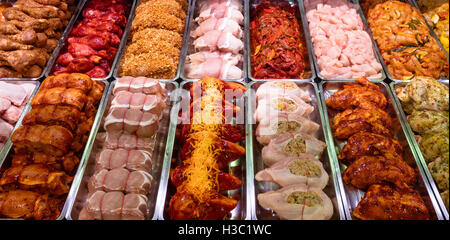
[390,80,449,220]
[113,0,193,81]
[65,78,178,220]
[45,0,138,82]
[299,0,386,82]
[0,80,40,161]
[156,79,249,220]
[357,0,449,82]
[180,0,248,82]
[319,80,445,220]
[247,0,316,82]
[246,80,346,220]
[0,79,110,220]
[0,0,84,81]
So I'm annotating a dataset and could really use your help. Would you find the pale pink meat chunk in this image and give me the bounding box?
[193,30,244,54]
[185,57,243,79]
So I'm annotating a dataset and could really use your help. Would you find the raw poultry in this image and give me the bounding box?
[0,81,35,151]
[169,77,246,220]
[362,0,448,80]
[52,0,131,78]
[184,0,244,80]
[250,0,309,79]
[253,80,333,220]
[326,76,431,220]
[0,73,104,220]
[0,0,76,78]
[305,0,383,79]
[79,76,168,220]
[395,77,449,212]
[118,0,187,79]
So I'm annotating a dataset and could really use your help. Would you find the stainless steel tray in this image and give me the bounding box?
[389,80,449,220]
[247,80,346,220]
[45,0,138,82]
[299,0,386,82]
[357,0,449,82]
[0,79,110,220]
[156,79,249,220]
[246,0,316,82]
[0,0,84,81]
[180,0,248,82]
[65,78,178,220]
[113,0,194,81]
[0,80,40,162]
[319,80,445,220]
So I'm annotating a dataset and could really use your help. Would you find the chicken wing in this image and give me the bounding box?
[353,184,430,220]
[343,155,416,189]
[12,124,74,157]
[0,190,61,220]
[331,106,392,139]
[338,132,403,165]
[0,163,73,196]
[325,76,387,110]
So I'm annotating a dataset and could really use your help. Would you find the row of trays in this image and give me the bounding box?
[0,77,448,220]
[1,0,448,83]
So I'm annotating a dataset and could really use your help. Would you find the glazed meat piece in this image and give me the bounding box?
[325,77,387,110]
[31,87,87,112]
[331,106,392,139]
[262,132,327,167]
[338,132,403,165]
[0,190,61,220]
[353,184,430,220]
[257,184,333,220]
[11,152,80,173]
[22,105,82,132]
[104,108,160,137]
[342,155,416,189]
[169,190,238,220]
[95,148,152,172]
[396,76,449,113]
[0,163,73,196]
[407,110,449,135]
[88,168,153,195]
[40,73,93,93]
[255,155,329,189]
[79,191,148,220]
[255,113,320,145]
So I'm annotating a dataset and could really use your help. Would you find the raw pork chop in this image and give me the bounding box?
[110,91,166,117]
[88,168,153,195]
[95,148,152,172]
[103,131,156,153]
[104,108,160,137]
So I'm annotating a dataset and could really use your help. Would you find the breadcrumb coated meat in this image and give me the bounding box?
[131,28,183,50]
[120,51,178,79]
[135,0,186,22]
[131,8,185,34]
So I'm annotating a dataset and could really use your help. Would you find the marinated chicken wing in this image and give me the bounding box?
[325,77,387,110]
[0,163,73,196]
[343,155,416,189]
[338,132,403,165]
[0,190,61,220]
[407,110,449,135]
[396,76,449,113]
[331,106,392,139]
[353,184,430,220]
[11,124,74,157]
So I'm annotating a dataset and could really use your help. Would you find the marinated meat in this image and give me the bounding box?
[0,190,61,220]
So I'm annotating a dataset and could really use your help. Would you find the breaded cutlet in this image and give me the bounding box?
[135,0,187,21]
[131,10,185,34]
[131,28,183,50]
[119,51,178,79]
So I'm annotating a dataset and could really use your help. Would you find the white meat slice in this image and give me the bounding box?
[196,1,244,24]
[192,17,243,38]
[113,77,167,100]
[103,131,156,153]
[257,184,333,220]
[187,51,243,64]
[255,155,329,189]
[110,91,166,117]
[193,30,243,54]
[0,81,27,106]
[95,148,152,172]
[88,168,153,195]
[185,57,243,79]
[104,108,160,137]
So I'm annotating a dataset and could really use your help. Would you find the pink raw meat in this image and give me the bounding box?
[113,77,167,99]
[193,30,243,54]
[185,57,243,79]
[0,97,11,113]
[104,108,160,137]
[0,82,27,106]
[103,131,156,153]
[110,91,166,117]
[2,105,24,124]
[187,51,242,64]
[95,148,152,172]
[0,118,13,142]
[192,17,243,38]
[196,0,244,24]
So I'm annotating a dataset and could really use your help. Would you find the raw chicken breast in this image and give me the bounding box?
[88,168,153,195]
[305,0,382,79]
[196,1,244,24]
[0,97,11,113]
[0,118,13,142]
[262,132,327,166]
[2,105,23,124]
[95,148,152,172]
[256,112,320,145]
[193,30,244,54]
[192,17,243,38]
[185,57,243,79]
[256,81,311,102]
[187,51,243,64]
[255,155,329,189]
[257,184,333,220]
[254,95,314,123]
[0,82,27,106]
[104,108,160,137]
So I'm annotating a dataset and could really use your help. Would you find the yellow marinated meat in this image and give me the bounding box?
[417,0,449,52]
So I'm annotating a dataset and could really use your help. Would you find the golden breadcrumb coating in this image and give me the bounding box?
[131,28,183,49]
[135,0,186,21]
